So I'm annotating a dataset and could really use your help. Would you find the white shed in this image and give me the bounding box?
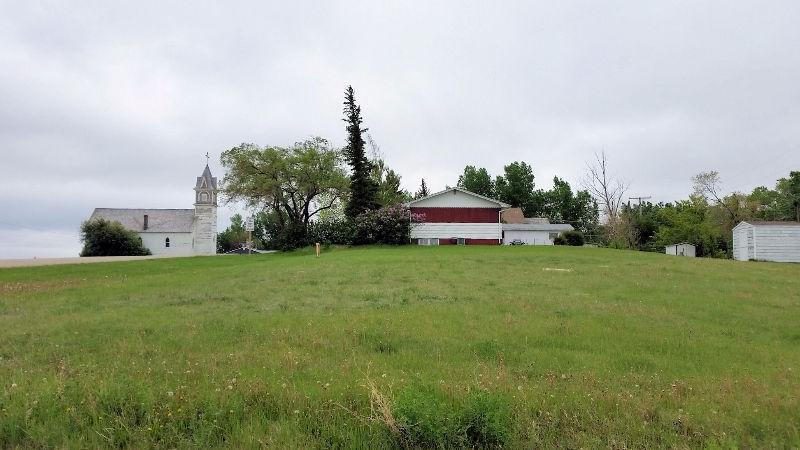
[733,221,800,262]
[665,243,696,257]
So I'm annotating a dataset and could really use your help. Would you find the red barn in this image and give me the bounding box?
[406,187,510,245]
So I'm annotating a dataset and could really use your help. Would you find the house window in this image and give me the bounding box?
[165,237,170,248]
[549,233,559,241]
[417,238,439,246]
[457,238,466,245]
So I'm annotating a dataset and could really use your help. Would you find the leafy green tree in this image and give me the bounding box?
[371,158,411,206]
[342,86,379,218]
[652,197,728,257]
[776,171,800,221]
[457,166,494,198]
[220,137,348,250]
[495,161,535,212]
[748,186,781,220]
[79,218,151,256]
[535,177,599,234]
[216,213,251,253]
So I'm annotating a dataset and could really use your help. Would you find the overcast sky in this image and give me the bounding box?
[2,1,799,258]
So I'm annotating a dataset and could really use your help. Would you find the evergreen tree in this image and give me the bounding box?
[415,178,429,199]
[342,86,379,219]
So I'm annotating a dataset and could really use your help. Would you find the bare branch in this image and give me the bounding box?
[581,151,629,221]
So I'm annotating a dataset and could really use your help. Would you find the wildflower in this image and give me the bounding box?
[10,383,17,388]
[167,391,174,396]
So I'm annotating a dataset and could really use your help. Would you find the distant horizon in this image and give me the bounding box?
[3,1,799,258]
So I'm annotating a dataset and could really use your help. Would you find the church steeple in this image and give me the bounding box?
[194,164,218,206]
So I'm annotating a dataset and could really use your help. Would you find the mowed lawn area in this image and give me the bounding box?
[1,246,799,448]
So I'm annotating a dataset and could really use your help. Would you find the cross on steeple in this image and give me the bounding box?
[205,152,210,164]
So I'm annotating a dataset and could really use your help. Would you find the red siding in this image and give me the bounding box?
[411,207,499,223]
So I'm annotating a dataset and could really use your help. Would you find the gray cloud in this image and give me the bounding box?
[2,1,799,257]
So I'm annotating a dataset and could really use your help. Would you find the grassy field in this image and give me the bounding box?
[1,246,799,448]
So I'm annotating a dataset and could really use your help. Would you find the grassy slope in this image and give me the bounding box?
[0,246,799,448]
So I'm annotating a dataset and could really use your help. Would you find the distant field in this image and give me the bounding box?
[1,246,799,448]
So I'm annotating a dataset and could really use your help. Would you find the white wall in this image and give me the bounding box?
[732,223,752,261]
[503,230,556,245]
[193,205,217,255]
[411,223,501,240]
[752,225,800,262]
[665,244,696,257]
[412,190,501,208]
[139,232,195,256]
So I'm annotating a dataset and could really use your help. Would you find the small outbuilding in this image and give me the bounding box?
[665,243,696,257]
[733,221,800,262]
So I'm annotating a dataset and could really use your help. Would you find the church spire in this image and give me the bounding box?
[194,162,217,206]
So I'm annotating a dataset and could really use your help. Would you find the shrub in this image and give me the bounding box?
[460,391,512,447]
[393,384,512,448]
[562,231,585,246]
[352,206,419,245]
[308,219,353,246]
[553,235,567,245]
[80,218,151,256]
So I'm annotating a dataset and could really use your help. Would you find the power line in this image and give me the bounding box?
[628,196,652,207]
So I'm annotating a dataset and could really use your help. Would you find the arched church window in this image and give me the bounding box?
[200,192,209,202]
[165,237,170,248]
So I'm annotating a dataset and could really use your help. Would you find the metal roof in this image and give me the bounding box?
[195,165,218,190]
[746,220,800,226]
[502,223,574,231]
[405,187,510,208]
[89,208,195,233]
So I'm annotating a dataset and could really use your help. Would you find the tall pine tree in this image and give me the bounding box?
[343,86,379,219]
[415,178,429,199]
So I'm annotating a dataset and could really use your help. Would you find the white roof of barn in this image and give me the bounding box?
[89,208,195,233]
[406,187,511,208]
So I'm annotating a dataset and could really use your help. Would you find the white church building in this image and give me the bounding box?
[88,165,218,256]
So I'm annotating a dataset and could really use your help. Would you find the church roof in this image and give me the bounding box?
[195,165,218,190]
[89,208,195,233]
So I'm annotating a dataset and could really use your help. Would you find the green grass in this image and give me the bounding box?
[1,246,799,448]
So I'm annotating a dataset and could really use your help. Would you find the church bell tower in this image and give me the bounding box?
[193,163,218,255]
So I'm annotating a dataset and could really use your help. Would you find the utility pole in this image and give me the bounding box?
[628,196,652,207]
[628,196,652,215]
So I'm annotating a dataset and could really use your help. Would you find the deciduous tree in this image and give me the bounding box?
[457,165,494,198]
[495,161,535,211]
[220,137,348,249]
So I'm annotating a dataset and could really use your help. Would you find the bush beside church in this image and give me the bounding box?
[80,218,152,256]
